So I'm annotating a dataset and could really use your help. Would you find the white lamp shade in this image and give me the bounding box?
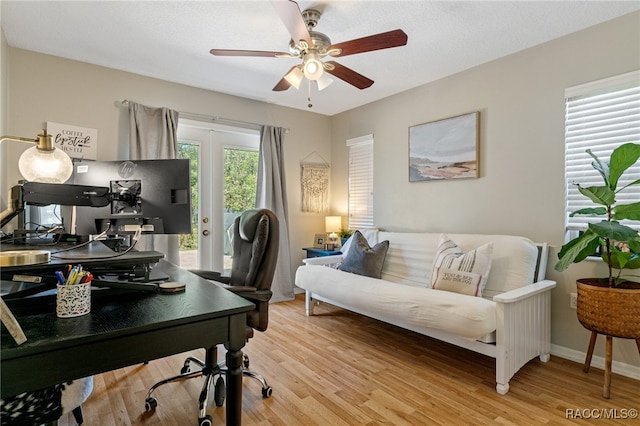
[284,66,304,90]
[325,216,341,233]
[18,145,73,183]
[316,74,334,91]
[303,52,324,81]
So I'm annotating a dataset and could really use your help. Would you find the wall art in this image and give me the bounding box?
[409,112,479,181]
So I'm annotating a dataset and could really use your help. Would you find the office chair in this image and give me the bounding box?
[144,209,278,425]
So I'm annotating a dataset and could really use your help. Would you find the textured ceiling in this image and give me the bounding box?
[2,1,639,116]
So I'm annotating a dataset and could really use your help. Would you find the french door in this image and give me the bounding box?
[176,119,259,272]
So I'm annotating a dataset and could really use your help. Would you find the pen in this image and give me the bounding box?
[55,271,65,285]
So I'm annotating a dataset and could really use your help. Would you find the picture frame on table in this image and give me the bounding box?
[313,234,326,249]
[409,111,480,182]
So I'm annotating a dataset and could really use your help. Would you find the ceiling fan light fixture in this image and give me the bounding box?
[303,52,324,81]
[284,66,304,89]
[316,74,334,91]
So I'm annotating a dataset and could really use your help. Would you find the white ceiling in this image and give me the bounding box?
[2,1,639,116]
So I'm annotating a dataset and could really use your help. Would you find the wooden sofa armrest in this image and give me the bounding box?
[492,279,556,303]
[302,255,344,267]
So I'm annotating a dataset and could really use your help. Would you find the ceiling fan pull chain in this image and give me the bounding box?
[307,79,313,108]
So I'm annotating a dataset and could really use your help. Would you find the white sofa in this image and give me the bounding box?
[295,231,556,394]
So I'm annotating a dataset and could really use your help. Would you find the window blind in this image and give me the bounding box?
[347,135,374,229]
[564,71,640,232]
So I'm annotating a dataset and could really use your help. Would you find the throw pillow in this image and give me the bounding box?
[338,230,389,278]
[431,234,493,297]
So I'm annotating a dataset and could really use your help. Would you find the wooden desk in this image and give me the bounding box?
[1,260,254,425]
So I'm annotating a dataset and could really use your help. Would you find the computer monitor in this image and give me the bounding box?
[72,159,192,236]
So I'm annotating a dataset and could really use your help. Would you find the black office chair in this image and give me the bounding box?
[144,209,278,424]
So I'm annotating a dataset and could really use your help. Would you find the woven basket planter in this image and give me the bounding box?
[576,279,640,339]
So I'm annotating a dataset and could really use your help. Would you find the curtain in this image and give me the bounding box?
[256,126,294,302]
[128,102,181,264]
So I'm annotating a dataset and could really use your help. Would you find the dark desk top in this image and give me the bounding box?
[0,241,164,273]
[1,260,254,396]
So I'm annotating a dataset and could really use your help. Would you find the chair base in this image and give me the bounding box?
[144,350,272,424]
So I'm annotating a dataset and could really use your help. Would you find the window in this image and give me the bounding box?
[347,135,374,229]
[564,70,640,236]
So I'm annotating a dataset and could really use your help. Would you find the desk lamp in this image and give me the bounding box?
[1,129,73,183]
[325,215,341,249]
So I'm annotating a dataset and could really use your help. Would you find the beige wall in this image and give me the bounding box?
[3,11,639,375]
[3,47,332,281]
[330,12,640,373]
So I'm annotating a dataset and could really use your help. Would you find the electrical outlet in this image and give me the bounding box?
[570,293,577,309]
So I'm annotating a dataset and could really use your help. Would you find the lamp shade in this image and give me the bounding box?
[316,74,334,91]
[325,216,341,233]
[303,52,324,81]
[12,130,73,183]
[284,66,304,90]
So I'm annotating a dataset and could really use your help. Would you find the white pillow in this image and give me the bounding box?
[430,234,493,297]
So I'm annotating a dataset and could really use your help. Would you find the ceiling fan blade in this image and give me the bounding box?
[273,78,292,91]
[273,66,300,91]
[270,0,312,46]
[324,61,374,90]
[329,29,408,57]
[210,49,292,58]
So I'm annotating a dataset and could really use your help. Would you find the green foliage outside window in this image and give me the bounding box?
[224,148,258,213]
[178,143,199,250]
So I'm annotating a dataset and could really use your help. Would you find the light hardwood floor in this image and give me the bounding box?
[60,294,639,425]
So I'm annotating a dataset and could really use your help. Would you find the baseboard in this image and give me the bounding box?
[551,344,640,380]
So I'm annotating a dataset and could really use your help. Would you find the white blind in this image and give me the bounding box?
[564,71,640,232]
[347,135,374,229]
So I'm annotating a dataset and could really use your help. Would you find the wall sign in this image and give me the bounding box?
[47,122,98,160]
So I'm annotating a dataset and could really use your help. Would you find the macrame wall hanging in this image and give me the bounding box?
[300,152,330,213]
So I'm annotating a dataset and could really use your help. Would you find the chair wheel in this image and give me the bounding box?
[214,376,226,407]
[180,366,190,374]
[199,415,213,426]
[243,358,250,368]
[144,397,157,412]
[262,386,273,398]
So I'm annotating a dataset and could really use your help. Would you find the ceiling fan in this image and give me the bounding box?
[209,0,408,93]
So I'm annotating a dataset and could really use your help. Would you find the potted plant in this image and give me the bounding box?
[554,142,640,398]
[338,228,353,246]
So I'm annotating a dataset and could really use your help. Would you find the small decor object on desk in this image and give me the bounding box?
[338,228,353,246]
[56,265,93,318]
[555,142,640,399]
[313,233,326,249]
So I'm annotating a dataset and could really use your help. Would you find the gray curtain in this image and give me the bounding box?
[128,102,180,264]
[257,126,294,302]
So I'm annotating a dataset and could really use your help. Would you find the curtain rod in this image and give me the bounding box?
[118,100,288,133]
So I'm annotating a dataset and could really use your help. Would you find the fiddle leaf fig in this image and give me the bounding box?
[609,143,640,189]
[555,143,640,286]
[577,185,615,206]
[613,202,640,221]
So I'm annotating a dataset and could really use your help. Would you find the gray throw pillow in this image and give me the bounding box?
[338,230,389,278]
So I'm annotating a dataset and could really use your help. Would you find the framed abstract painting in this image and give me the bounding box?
[409,112,480,181]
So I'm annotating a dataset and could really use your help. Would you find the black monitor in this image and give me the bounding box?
[72,159,191,236]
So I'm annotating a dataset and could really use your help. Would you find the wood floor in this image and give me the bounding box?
[59,294,639,425]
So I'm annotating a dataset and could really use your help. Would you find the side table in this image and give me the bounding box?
[303,247,342,258]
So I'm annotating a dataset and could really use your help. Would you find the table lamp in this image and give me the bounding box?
[325,216,341,249]
[1,129,73,183]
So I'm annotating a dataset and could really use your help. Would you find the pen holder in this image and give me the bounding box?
[56,283,91,318]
